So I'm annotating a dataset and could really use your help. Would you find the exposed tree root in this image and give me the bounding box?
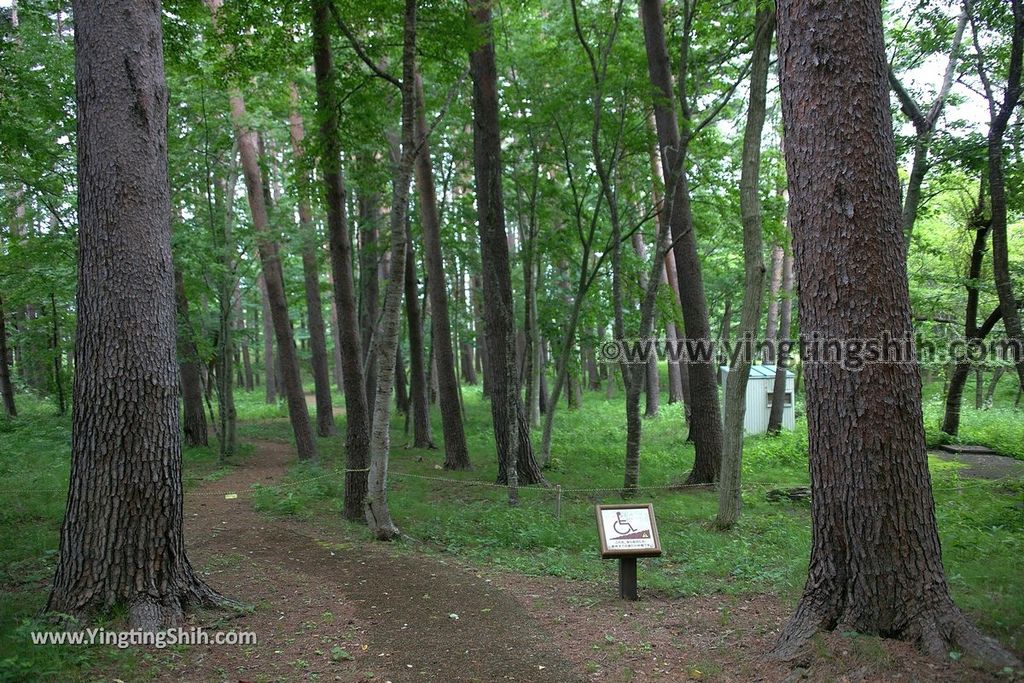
[767,596,1021,671]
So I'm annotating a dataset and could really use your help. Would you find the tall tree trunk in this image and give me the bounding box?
[358,188,381,409]
[240,303,254,391]
[259,273,276,404]
[312,0,372,520]
[662,244,691,416]
[175,271,208,447]
[889,10,969,244]
[640,0,722,483]
[0,296,15,417]
[288,87,337,437]
[414,73,471,467]
[941,199,990,436]
[716,298,733,380]
[715,5,773,530]
[49,292,65,415]
[211,161,238,463]
[403,223,434,448]
[981,1,1024,396]
[538,340,549,413]
[771,0,1017,665]
[328,274,346,393]
[647,117,684,405]
[567,362,582,409]
[471,273,490,398]
[767,251,793,434]
[48,0,226,627]
[365,0,418,540]
[468,0,545,499]
[396,341,410,416]
[985,366,1004,407]
[456,265,477,385]
[225,88,316,460]
[763,244,784,363]
[631,232,660,418]
[942,305,1005,435]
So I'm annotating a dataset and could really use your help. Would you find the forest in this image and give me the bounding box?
[0,0,1023,680]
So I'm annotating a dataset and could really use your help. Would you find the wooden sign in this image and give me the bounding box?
[595,503,662,558]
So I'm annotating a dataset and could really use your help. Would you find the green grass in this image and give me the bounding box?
[253,382,1024,653]
[1,379,1021,681]
[0,396,238,682]
[921,369,1024,460]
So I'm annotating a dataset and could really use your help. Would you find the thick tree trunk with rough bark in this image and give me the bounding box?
[715,5,772,530]
[0,296,16,417]
[175,271,208,447]
[312,0,371,520]
[639,0,722,484]
[288,91,336,437]
[414,73,471,468]
[468,0,545,497]
[48,0,227,628]
[772,0,1019,666]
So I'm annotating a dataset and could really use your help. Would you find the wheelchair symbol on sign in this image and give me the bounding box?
[612,512,637,536]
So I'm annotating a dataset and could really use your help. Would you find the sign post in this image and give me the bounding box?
[595,503,662,601]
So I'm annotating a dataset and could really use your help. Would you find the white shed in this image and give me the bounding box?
[719,364,795,434]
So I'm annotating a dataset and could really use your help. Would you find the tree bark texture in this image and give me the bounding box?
[364,0,418,540]
[312,0,371,520]
[942,202,991,436]
[639,0,722,484]
[358,190,381,409]
[403,223,434,448]
[48,0,226,628]
[228,92,316,461]
[413,72,471,468]
[763,244,784,363]
[174,270,208,447]
[288,90,337,437]
[772,0,1018,665]
[715,4,772,530]
[982,0,1024,395]
[767,251,793,434]
[258,273,276,404]
[467,0,545,496]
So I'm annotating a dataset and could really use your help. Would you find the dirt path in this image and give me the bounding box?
[930,450,1024,479]
[162,439,582,682]
[148,439,1010,682]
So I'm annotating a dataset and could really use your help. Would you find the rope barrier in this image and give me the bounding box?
[4,468,1013,498]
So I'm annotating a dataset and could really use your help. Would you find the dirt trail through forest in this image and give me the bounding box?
[163,439,582,682]
[148,438,1009,682]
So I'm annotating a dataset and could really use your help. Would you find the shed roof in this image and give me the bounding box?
[720,364,796,379]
